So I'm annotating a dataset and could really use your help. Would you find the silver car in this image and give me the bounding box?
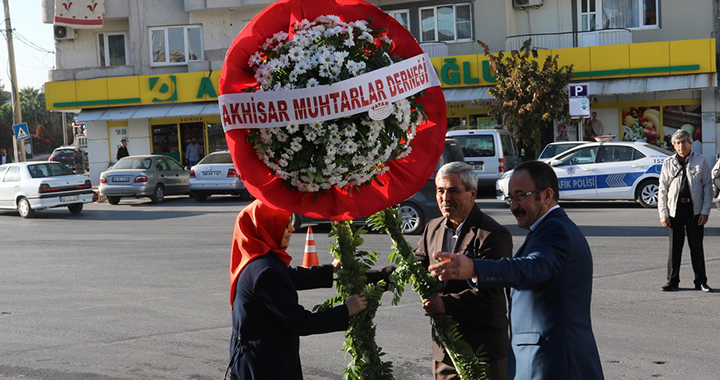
[189,151,248,202]
[0,162,94,218]
[99,155,189,205]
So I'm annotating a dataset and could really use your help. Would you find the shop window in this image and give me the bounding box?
[447,117,465,130]
[150,25,203,66]
[98,32,128,66]
[419,3,472,43]
[152,124,180,162]
[579,0,659,31]
[207,122,228,152]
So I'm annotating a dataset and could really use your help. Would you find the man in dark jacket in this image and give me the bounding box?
[116,139,129,160]
[418,161,512,380]
[0,148,11,165]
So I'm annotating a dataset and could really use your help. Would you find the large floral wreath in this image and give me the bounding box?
[219,0,446,220]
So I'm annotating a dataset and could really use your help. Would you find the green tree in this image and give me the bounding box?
[477,39,574,158]
[18,87,65,153]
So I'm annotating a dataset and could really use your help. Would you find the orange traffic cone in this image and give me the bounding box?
[301,226,320,268]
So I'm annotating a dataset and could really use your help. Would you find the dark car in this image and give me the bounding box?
[290,138,465,235]
[49,146,88,173]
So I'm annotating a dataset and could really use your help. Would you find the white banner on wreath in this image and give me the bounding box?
[219,53,441,131]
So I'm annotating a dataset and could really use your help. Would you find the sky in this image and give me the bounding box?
[0,0,55,91]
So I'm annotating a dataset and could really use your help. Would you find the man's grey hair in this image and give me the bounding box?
[671,129,692,144]
[436,161,477,191]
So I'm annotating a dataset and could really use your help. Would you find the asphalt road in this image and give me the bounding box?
[2,194,720,379]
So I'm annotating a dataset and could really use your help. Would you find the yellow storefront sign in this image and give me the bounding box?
[45,38,715,111]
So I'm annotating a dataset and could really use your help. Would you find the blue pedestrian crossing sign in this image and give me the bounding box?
[12,123,30,140]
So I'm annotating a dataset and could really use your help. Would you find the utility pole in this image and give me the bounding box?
[3,0,25,162]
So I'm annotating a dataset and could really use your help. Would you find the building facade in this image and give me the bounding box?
[42,0,719,185]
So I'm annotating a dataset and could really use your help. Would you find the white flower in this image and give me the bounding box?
[306,78,320,87]
[248,51,264,66]
[294,60,309,74]
[290,137,303,152]
[342,125,357,138]
[288,46,305,61]
[287,123,300,134]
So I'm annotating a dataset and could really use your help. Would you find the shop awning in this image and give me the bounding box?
[442,87,493,102]
[76,102,221,122]
[442,73,716,103]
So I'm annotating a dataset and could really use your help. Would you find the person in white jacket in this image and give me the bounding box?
[712,156,720,198]
[658,129,713,292]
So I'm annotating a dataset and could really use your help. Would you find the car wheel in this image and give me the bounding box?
[398,202,425,235]
[150,184,165,204]
[68,203,83,214]
[193,192,208,202]
[107,196,121,205]
[17,197,35,218]
[290,213,302,230]
[636,179,659,208]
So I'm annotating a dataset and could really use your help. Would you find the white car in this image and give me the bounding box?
[189,151,248,201]
[496,141,672,208]
[0,162,94,218]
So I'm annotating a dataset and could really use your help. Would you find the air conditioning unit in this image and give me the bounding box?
[54,25,75,40]
[513,0,543,8]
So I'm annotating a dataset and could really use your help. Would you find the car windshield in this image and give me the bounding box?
[539,143,586,159]
[198,152,232,164]
[29,163,75,178]
[52,149,76,158]
[453,135,496,157]
[114,157,152,170]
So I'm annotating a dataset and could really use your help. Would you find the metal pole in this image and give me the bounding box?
[3,0,25,162]
[62,112,68,145]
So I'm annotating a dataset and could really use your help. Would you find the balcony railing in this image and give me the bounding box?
[505,29,632,51]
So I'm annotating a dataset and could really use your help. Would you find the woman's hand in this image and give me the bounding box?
[332,258,341,273]
[345,293,367,316]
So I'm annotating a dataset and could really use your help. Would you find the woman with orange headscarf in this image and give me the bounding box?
[226,200,366,379]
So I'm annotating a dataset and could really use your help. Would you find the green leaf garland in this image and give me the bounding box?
[367,208,489,380]
[318,221,395,380]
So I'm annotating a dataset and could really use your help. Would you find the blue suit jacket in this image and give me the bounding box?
[472,207,604,380]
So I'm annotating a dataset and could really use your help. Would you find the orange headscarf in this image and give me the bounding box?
[230,199,292,306]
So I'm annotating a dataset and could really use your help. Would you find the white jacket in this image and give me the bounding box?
[712,158,720,190]
[658,152,712,219]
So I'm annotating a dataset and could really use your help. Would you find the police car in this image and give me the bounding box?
[496,141,672,208]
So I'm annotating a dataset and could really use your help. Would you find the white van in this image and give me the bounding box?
[446,128,521,188]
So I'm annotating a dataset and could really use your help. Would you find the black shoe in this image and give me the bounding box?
[696,283,713,292]
[662,283,679,291]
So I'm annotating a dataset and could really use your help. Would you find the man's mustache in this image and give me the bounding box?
[512,208,525,218]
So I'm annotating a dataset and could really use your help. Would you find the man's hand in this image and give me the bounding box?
[698,214,709,226]
[421,294,445,316]
[660,217,671,227]
[345,293,367,316]
[332,258,341,273]
[428,252,476,281]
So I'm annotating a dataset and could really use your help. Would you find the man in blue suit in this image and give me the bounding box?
[430,160,604,380]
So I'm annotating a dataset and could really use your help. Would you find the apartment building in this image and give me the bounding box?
[42,0,718,184]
